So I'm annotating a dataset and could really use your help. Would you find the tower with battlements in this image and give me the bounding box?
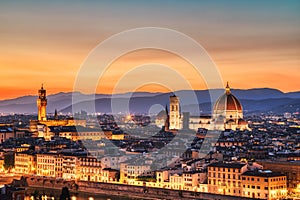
[37,84,47,121]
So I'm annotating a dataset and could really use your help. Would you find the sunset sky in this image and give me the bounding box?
[0,0,299,100]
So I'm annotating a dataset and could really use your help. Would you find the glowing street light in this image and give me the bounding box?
[71,196,77,200]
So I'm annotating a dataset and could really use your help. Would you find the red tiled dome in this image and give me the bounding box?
[214,83,242,112]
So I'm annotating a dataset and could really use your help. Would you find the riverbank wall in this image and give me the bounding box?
[22,175,257,200]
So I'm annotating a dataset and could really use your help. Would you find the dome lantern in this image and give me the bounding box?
[225,81,231,95]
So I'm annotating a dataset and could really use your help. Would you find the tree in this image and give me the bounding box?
[30,190,40,200]
[60,187,70,200]
[3,153,14,171]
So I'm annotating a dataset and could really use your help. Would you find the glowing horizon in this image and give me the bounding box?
[0,1,299,100]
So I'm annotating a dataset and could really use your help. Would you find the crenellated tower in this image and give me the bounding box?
[37,84,47,121]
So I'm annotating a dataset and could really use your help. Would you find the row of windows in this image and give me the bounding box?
[270,185,286,190]
[80,162,101,167]
[60,132,100,136]
[243,185,262,189]
[15,165,28,168]
[208,180,241,187]
[243,191,266,198]
[80,168,101,173]
[37,165,55,170]
[37,170,55,175]
[210,167,241,173]
[226,189,240,194]
[209,172,238,179]
[241,176,286,182]
[80,175,102,181]
[270,177,286,182]
[127,166,149,170]
[15,158,30,162]
[127,171,151,175]
[37,159,55,164]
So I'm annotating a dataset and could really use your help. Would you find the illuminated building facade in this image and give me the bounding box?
[101,168,119,183]
[169,95,180,130]
[208,162,248,196]
[241,170,287,199]
[62,155,80,180]
[49,126,105,141]
[156,83,249,131]
[182,171,207,191]
[120,162,152,184]
[156,170,169,186]
[30,85,86,140]
[36,153,59,177]
[259,160,300,195]
[78,157,101,182]
[14,151,36,174]
[170,173,183,190]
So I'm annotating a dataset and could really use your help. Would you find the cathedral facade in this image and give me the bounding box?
[156,82,249,131]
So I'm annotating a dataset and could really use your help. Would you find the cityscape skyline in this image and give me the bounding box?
[0,1,300,100]
[0,76,299,200]
[0,1,299,199]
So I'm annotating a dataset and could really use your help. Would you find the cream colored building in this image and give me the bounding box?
[78,156,101,182]
[36,153,59,177]
[241,170,287,200]
[182,171,207,191]
[55,156,63,178]
[156,169,207,192]
[208,162,248,196]
[101,168,119,183]
[120,162,152,184]
[62,155,80,180]
[258,160,300,195]
[156,170,169,187]
[14,151,36,174]
[170,173,183,190]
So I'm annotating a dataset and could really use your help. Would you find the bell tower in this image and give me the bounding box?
[169,95,180,130]
[37,84,47,121]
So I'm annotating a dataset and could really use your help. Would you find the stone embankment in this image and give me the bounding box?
[20,176,257,200]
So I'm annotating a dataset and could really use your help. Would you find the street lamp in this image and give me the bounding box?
[71,196,77,200]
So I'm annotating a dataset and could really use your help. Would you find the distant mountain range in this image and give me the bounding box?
[0,88,299,115]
